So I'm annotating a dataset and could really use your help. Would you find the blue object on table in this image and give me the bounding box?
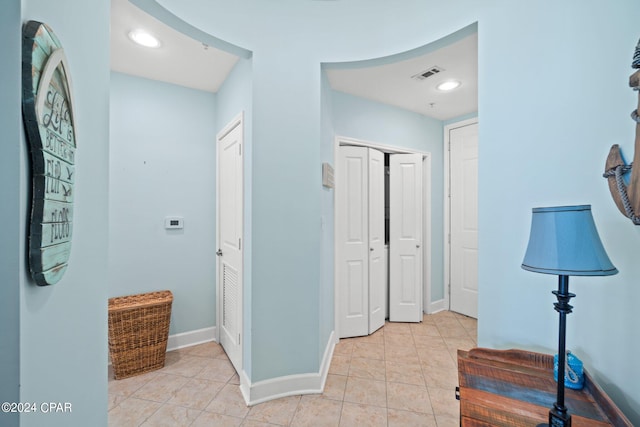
[554,351,584,390]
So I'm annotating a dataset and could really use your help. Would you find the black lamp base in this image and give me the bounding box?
[536,406,573,427]
[539,275,574,427]
[547,406,572,427]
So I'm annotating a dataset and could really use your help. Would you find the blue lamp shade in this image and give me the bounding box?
[522,205,618,276]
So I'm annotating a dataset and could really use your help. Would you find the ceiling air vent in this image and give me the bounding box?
[411,66,445,81]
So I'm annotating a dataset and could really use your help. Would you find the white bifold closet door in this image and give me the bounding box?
[368,149,386,333]
[337,146,385,338]
[389,154,423,323]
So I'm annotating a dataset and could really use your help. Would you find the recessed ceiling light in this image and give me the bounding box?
[128,29,161,48]
[436,80,461,91]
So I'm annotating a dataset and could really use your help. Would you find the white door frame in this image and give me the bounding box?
[216,112,244,372]
[443,117,478,313]
[333,136,432,341]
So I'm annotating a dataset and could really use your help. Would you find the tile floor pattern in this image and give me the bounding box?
[108,311,477,426]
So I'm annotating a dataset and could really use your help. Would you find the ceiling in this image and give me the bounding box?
[111,0,478,121]
[110,0,238,92]
[325,34,478,121]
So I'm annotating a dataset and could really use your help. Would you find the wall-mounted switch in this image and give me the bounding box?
[322,162,334,188]
[165,217,184,229]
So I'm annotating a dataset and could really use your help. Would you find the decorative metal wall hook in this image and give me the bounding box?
[604,38,640,225]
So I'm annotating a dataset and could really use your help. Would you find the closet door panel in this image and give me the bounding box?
[337,146,369,338]
[368,148,385,334]
[389,153,423,322]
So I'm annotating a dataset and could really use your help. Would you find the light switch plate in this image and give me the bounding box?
[322,162,334,188]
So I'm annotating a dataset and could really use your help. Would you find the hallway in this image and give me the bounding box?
[108,311,477,426]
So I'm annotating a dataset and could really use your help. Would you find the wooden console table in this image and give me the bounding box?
[457,348,632,426]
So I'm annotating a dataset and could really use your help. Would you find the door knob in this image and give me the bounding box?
[216,249,223,256]
[416,244,421,248]
[370,247,374,252]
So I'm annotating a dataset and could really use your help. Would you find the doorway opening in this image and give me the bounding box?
[334,136,432,339]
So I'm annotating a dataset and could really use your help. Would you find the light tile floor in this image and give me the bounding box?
[108,311,477,426]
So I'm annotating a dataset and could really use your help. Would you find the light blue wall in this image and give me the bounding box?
[330,90,445,302]
[141,0,325,383]
[332,91,443,153]
[109,72,217,336]
[2,0,637,423]
[250,52,322,380]
[139,1,640,421]
[110,48,252,368]
[17,1,110,426]
[477,3,639,422]
[0,2,21,426]
[216,58,253,128]
[214,57,254,376]
[319,71,335,360]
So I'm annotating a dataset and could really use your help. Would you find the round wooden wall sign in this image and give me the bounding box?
[22,21,77,286]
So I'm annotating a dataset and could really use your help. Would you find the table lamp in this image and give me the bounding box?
[522,205,617,427]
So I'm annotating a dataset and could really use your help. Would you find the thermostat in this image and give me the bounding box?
[165,217,184,229]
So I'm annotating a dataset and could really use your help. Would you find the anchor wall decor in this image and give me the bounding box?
[603,38,640,225]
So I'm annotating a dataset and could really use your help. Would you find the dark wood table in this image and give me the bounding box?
[457,348,632,426]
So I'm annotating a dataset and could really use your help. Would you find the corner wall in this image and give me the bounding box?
[0,1,22,425]
[18,1,110,426]
[250,52,322,381]
[319,71,335,358]
[214,57,254,376]
[109,72,217,336]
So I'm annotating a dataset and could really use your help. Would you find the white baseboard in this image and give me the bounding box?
[239,330,336,406]
[427,299,447,314]
[239,369,251,404]
[111,326,336,407]
[109,327,217,367]
[166,326,217,352]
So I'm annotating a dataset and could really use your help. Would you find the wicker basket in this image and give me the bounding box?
[108,290,173,379]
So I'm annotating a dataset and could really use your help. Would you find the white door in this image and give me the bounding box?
[389,154,423,322]
[217,115,243,373]
[449,122,478,318]
[368,148,385,334]
[337,146,385,338]
[337,146,369,338]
